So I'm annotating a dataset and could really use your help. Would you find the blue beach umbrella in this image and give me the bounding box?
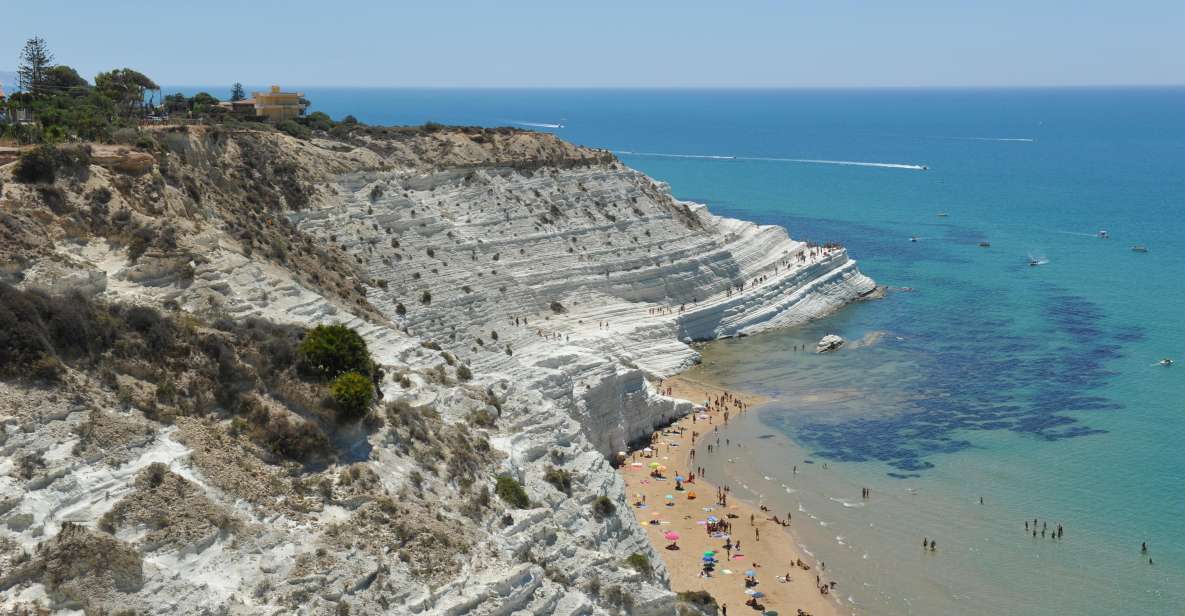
[707,515,719,523]
[745,569,756,576]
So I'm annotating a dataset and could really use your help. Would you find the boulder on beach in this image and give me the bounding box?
[816,334,845,353]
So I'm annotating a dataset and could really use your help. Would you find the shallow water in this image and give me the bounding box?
[284,87,1185,614]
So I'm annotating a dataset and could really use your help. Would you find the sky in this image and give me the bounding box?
[5,0,1185,88]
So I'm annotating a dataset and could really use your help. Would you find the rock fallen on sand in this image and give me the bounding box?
[816,334,845,353]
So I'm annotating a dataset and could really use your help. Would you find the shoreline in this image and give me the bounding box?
[620,373,843,616]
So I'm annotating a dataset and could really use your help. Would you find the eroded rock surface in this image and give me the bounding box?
[0,125,872,615]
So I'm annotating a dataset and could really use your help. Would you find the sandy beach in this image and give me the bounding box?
[620,374,842,616]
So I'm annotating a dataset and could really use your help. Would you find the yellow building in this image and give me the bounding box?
[251,85,305,122]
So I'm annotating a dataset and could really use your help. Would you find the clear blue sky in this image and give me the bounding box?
[7,0,1184,88]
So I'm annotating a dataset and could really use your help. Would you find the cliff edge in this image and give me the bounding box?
[0,124,873,615]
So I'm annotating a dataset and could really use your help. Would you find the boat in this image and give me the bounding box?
[1159,358,1173,367]
[1097,230,1110,239]
[1131,245,1148,253]
[910,236,918,243]
[1029,259,1041,267]
[936,212,949,217]
[978,241,991,248]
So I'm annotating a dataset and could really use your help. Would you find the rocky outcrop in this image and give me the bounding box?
[0,125,873,615]
[816,334,845,353]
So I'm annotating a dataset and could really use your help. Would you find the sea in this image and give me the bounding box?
[263,87,1184,614]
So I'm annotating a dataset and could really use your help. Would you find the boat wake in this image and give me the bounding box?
[929,136,1035,143]
[511,120,565,129]
[828,496,867,508]
[614,150,927,171]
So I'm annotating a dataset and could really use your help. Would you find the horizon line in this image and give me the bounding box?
[150,83,1185,91]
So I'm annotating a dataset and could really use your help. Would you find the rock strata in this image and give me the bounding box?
[0,125,873,615]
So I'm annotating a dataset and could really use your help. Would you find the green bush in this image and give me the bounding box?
[13,146,58,184]
[624,553,651,577]
[592,495,616,518]
[330,371,374,422]
[495,475,529,509]
[543,466,572,495]
[277,120,311,140]
[297,324,372,380]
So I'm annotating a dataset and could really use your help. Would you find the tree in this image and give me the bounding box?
[17,38,54,97]
[296,324,372,380]
[163,93,189,114]
[230,83,246,102]
[329,371,374,421]
[190,92,220,114]
[95,68,159,117]
[42,65,89,92]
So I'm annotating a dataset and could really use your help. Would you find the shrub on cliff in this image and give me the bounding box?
[297,324,372,380]
[592,495,616,518]
[495,476,529,509]
[330,371,374,422]
[277,120,311,140]
[13,146,58,184]
[624,553,651,578]
[543,466,572,495]
[13,145,92,185]
[676,590,717,612]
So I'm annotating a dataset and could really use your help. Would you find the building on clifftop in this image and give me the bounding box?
[217,85,306,122]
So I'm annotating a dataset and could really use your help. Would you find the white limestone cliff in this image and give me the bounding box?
[0,127,874,615]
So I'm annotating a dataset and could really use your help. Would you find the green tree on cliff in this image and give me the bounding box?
[17,37,54,97]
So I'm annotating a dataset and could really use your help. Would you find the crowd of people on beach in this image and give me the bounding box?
[631,379,848,615]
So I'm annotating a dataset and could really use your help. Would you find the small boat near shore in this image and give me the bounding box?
[1097,229,1110,239]
[978,241,991,248]
[1159,358,1173,367]
[1131,244,1148,253]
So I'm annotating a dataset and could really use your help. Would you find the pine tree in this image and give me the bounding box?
[17,37,54,97]
[231,82,246,102]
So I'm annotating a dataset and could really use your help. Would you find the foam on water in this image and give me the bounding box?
[616,150,928,170]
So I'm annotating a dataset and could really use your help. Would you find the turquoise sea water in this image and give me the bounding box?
[303,88,1185,614]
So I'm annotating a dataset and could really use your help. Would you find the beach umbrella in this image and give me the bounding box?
[707,516,719,523]
[664,531,680,541]
[676,475,686,482]
[648,462,660,469]
[664,494,674,500]
[703,550,716,556]
[745,569,756,577]
[702,556,715,562]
